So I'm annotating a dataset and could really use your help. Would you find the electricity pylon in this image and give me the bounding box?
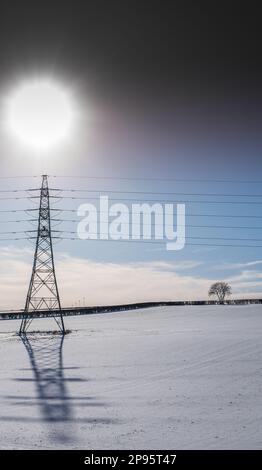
[19,175,65,334]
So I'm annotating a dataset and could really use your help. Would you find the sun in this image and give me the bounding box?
[5,78,75,150]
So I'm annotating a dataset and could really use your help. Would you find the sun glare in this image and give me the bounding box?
[5,78,75,151]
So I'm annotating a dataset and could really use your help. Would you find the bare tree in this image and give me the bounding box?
[208,282,232,303]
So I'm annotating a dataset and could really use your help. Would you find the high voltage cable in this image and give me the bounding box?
[7,231,262,241]
[54,220,262,230]
[4,191,262,203]
[0,196,61,201]
[0,197,35,200]
[4,186,262,198]
[8,208,262,218]
[2,186,262,203]
[2,236,262,248]
[0,237,30,241]
[1,173,262,184]
[0,231,31,234]
[3,228,262,241]
[54,211,262,218]
[50,175,262,184]
[2,219,262,231]
[0,219,37,223]
[2,208,262,219]
[42,230,262,242]
[0,176,39,179]
[42,237,262,248]
[53,189,262,198]
[54,196,262,205]
[0,230,61,234]
[0,209,29,213]
[4,189,262,200]
[0,189,39,193]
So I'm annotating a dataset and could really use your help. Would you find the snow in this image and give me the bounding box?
[0,304,262,449]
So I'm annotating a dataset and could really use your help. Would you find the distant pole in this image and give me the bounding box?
[19,175,65,334]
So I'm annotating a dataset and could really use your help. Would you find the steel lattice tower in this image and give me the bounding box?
[19,175,65,334]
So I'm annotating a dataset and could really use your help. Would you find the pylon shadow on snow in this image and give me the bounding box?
[20,333,72,424]
[0,332,117,446]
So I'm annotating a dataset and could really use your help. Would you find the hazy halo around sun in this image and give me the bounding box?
[5,78,76,151]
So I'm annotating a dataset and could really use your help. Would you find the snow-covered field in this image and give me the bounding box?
[0,305,261,449]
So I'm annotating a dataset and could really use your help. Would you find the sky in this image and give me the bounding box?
[0,1,262,309]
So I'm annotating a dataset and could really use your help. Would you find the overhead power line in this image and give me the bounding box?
[3,227,262,241]
[52,195,262,205]
[50,175,262,184]
[1,235,262,249]
[0,209,30,213]
[0,176,39,179]
[44,237,262,249]
[29,209,262,218]
[43,230,262,242]
[19,219,262,230]
[0,189,39,193]
[0,230,62,234]
[0,196,35,200]
[2,208,262,219]
[3,188,262,199]
[1,173,262,184]
[0,219,37,223]
[2,219,262,231]
[53,188,262,198]
[0,237,31,241]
